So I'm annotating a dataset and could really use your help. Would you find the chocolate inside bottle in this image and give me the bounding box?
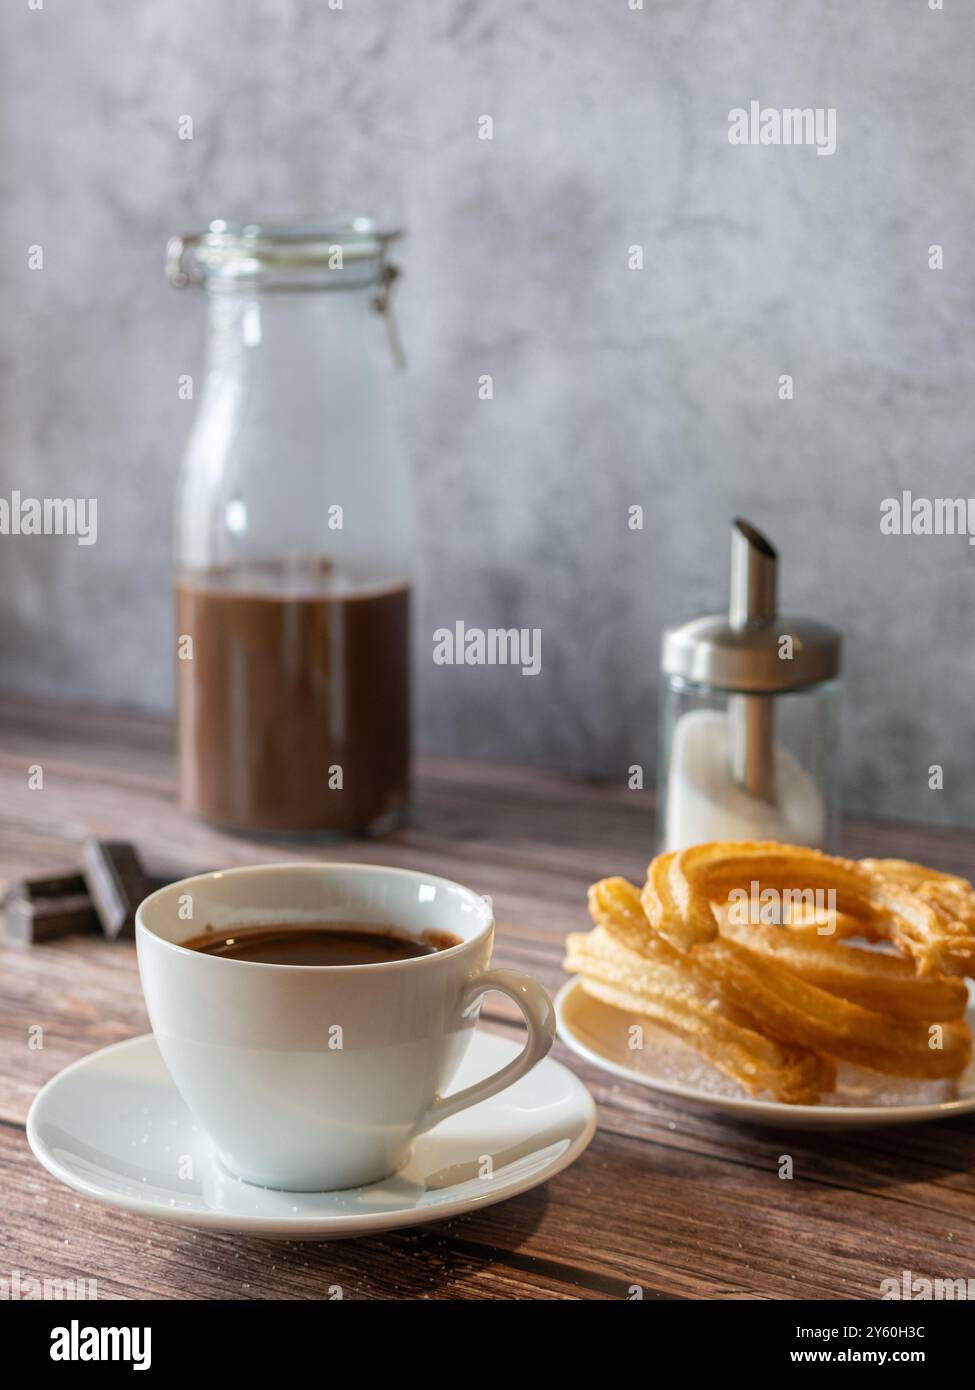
[176,562,410,834]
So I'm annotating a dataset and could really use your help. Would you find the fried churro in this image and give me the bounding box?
[716,911,969,1022]
[645,842,971,976]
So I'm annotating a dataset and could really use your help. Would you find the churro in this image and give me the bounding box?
[645,841,973,976]
[716,911,968,1022]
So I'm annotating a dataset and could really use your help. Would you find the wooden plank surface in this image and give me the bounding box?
[1,696,974,1300]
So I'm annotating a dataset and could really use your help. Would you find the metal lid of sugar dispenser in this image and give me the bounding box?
[661,519,841,693]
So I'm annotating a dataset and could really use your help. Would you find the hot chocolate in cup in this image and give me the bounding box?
[136,863,555,1191]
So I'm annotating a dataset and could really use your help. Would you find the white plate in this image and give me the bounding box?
[556,977,975,1130]
[27,1031,596,1239]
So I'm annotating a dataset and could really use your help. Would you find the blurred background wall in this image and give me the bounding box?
[1,0,974,826]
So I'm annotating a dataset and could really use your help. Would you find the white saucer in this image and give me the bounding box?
[556,977,975,1130]
[27,1031,595,1239]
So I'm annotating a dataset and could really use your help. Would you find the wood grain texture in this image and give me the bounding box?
[1,697,974,1301]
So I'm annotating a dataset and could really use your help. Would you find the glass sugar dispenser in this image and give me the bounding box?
[657,519,842,853]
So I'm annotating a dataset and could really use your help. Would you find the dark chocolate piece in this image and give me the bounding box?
[19,872,89,901]
[82,840,155,941]
[2,889,99,944]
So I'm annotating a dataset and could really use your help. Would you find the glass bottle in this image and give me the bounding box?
[166,220,412,835]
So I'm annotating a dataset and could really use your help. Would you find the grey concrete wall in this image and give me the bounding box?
[1,0,974,827]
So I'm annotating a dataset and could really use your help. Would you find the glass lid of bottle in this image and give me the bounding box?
[166,217,402,291]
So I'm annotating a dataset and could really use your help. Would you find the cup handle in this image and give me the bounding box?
[418,969,556,1132]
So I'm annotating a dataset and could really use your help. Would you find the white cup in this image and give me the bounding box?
[136,863,555,1191]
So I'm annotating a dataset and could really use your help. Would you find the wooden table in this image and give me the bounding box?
[2,697,974,1301]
